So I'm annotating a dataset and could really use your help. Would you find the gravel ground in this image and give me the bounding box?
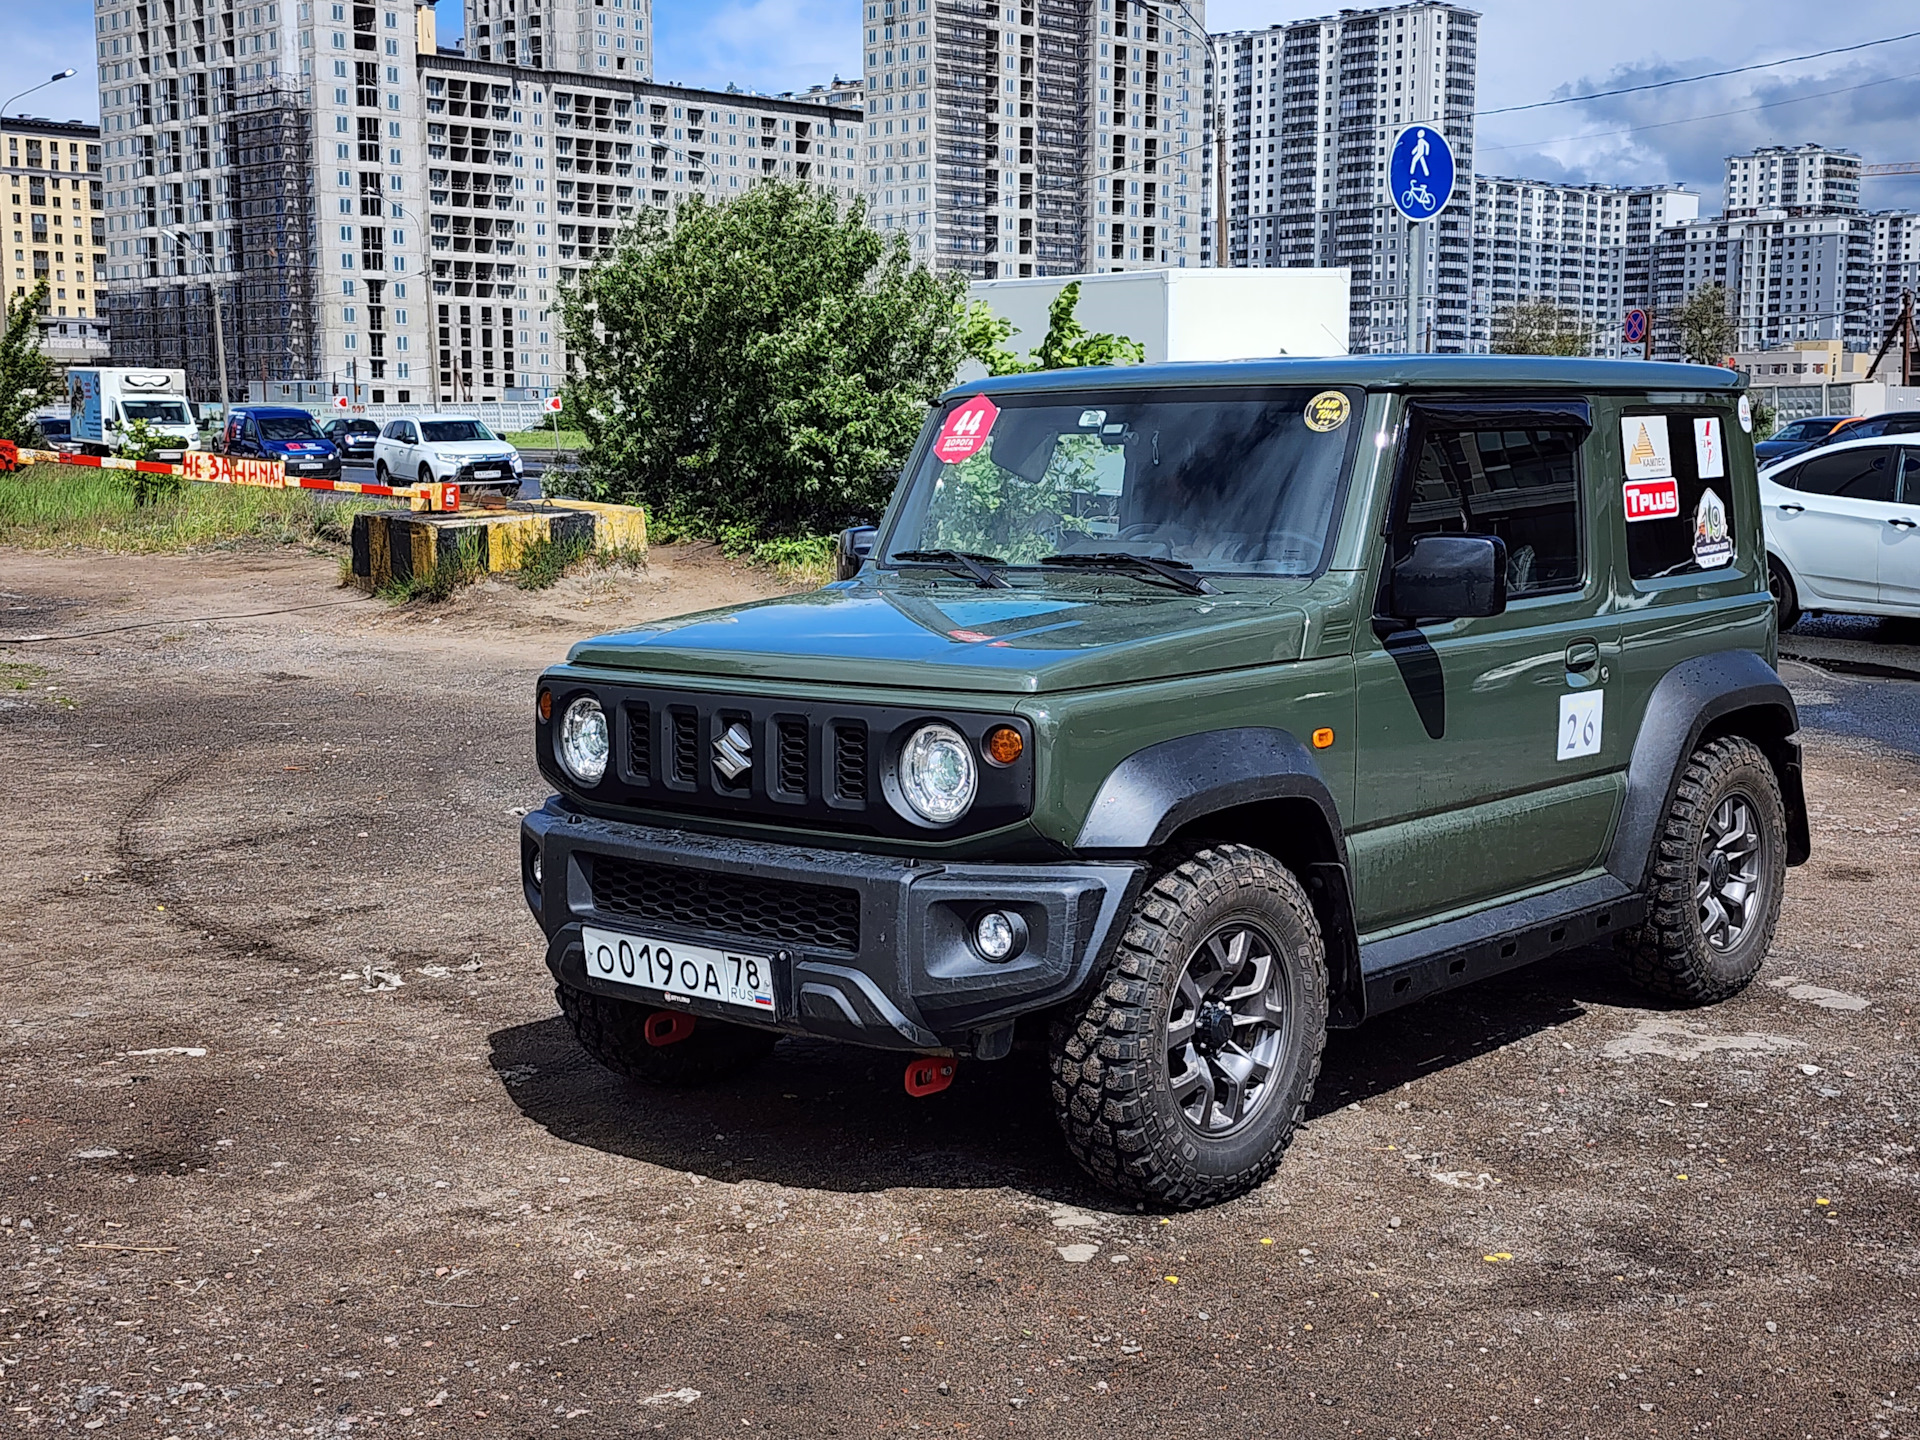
[2,547,1917,1439]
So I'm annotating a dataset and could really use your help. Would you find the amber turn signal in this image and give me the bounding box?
[984,725,1024,766]
[537,689,553,723]
[1311,727,1335,749]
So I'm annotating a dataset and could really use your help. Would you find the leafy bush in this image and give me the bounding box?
[114,420,187,506]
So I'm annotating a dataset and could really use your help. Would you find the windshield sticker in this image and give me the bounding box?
[1620,415,1673,481]
[1304,391,1350,433]
[1693,489,1733,568]
[1737,394,1753,433]
[1694,416,1725,479]
[935,395,999,463]
[1623,478,1680,523]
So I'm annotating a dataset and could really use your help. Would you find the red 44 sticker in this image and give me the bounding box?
[934,395,999,463]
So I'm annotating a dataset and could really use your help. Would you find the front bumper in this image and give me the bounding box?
[449,460,521,487]
[520,798,1139,1056]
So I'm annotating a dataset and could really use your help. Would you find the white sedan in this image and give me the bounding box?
[373,414,524,499]
[1759,433,1920,628]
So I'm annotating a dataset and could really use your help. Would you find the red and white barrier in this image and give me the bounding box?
[15,449,458,511]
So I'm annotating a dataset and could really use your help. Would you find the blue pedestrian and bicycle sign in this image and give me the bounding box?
[1389,124,1455,222]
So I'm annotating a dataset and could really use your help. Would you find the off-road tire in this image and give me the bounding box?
[1767,557,1801,631]
[557,984,777,1088]
[1619,736,1787,1005]
[1048,844,1328,1208]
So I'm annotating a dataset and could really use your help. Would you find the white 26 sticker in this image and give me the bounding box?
[1558,691,1603,761]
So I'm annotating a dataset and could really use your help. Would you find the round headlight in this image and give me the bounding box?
[898,722,977,825]
[558,696,609,784]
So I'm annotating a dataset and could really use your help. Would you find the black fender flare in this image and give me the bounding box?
[1606,650,1811,889]
[1074,726,1346,858]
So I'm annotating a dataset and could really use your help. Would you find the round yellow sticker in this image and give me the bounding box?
[1304,390,1351,433]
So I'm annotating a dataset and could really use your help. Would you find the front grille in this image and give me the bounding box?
[590,856,861,953]
[669,709,698,784]
[833,723,868,802]
[776,719,809,797]
[624,701,650,784]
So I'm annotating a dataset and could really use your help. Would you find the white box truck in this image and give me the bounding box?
[67,367,201,462]
[961,268,1351,378]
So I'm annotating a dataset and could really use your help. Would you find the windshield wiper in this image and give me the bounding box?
[887,549,1011,589]
[1039,552,1219,596]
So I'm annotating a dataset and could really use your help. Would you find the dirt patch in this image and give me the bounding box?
[3,546,1918,1438]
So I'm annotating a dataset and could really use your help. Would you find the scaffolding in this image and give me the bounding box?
[229,86,317,386]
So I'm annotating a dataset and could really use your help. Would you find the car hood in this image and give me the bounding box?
[262,439,336,456]
[565,579,1318,695]
[424,440,518,460]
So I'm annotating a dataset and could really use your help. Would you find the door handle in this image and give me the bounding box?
[1565,640,1600,674]
[1777,504,1804,514]
[1890,518,1918,531]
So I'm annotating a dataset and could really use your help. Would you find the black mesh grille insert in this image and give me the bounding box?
[833,723,868,802]
[777,720,809,797]
[669,709,698,785]
[590,856,861,954]
[623,702,650,784]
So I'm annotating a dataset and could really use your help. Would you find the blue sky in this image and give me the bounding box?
[15,0,1920,212]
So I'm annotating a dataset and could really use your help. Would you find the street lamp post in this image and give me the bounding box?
[170,230,230,421]
[2,68,77,118]
[387,201,438,408]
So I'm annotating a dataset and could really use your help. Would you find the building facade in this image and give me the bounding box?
[1723,144,1861,220]
[464,0,653,77]
[5,116,113,370]
[1210,1,1478,352]
[859,0,1211,280]
[95,0,859,405]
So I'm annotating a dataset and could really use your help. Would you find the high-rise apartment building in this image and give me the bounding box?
[96,0,858,405]
[1723,144,1861,219]
[859,0,1210,279]
[1211,2,1478,352]
[4,116,113,370]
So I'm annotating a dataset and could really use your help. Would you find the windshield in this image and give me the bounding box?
[258,415,324,442]
[122,400,192,425]
[336,420,378,436]
[883,386,1363,577]
[422,420,498,443]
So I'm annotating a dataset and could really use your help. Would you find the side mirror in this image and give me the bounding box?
[834,524,877,582]
[1387,534,1508,623]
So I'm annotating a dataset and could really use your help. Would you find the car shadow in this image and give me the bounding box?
[488,944,1651,1201]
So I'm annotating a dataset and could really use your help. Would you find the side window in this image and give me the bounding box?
[1887,416,1920,437]
[1624,409,1742,582]
[1902,450,1920,504]
[1794,447,1898,502]
[1398,426,1583,597]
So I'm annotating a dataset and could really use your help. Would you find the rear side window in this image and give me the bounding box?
[1789,447,1898,502]
[1622,409,1741,582]
[1903,450,1920,503]
[1400,426,1583,597]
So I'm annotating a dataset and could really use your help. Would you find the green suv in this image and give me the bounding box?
[522,357,1809,1207]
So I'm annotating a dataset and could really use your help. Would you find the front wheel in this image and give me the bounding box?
[1767,557,1802,631]
[1049,845,1327,1208]
[556,984,777,1088]
[418,464,436,490]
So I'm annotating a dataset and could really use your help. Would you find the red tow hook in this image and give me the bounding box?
[904,1057,956,1097]
[644,1011,697,1047]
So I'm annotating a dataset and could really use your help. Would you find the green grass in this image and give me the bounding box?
[504,429,586,451]
[513,529,594,591]
[0,463,396,553]
[376,530,485,604]
[2,661,49,691]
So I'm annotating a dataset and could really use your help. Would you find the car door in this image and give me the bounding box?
[1880,448,1920,611]
[1769,445,1900,605]
[1348,398,1621,935]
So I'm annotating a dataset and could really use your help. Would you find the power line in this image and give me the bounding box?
[1478,28,1920,116]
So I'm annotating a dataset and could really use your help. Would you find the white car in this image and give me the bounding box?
[373,414,524,499]
[1760,433,1920,628]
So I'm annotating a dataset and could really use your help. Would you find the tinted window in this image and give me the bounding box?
[1886,415,1920,436]
[1399,426,1583,596]
[258,415,323,442]
[1624,409,1743,582]
[422,420,497,443]
[1903,450,1920,504]
[1794,447,1898,502]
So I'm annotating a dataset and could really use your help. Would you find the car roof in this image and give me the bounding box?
[1760,430,1913,475]
[1836,410,1920,425]
[234,406,314,417]
[412,413,487,422]
[948,354,1747,402]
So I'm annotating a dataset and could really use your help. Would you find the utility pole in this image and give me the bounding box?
[1864,289,1914,386]
[172,230,229,420]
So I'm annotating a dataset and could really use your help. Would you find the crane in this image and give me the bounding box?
[1862,162,1920,177]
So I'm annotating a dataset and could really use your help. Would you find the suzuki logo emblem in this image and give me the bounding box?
[713,720,753,782]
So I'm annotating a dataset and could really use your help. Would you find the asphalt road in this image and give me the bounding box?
[3,548,1917,1438]
[340,457,553,500]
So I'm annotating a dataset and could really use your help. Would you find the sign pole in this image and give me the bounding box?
[1387,122,1454,357]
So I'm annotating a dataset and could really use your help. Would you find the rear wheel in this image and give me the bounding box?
[1767,557,1802,631]
[1049,845,1327,1208]
[1619,736,1787,1005]
[375,460,390,485]
[557,984,777,1088]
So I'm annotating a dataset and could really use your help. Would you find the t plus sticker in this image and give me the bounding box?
[1620,415,1673,481]
[934,395,999,463]
[1557,691,1603,762]
[1693,416,1725,479]
[1693,488,1733,569]
[1623,478,1680,523]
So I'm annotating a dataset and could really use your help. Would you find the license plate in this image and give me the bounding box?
[473,468,501,478]
[299,462,324,471]
[580,925,776,1015]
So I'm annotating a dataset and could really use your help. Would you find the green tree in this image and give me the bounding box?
[0,279,61,445]
[1489,298,1592,357]
[1673,283,1738,366]
[554,182,967,538]
[957,281,1146,375]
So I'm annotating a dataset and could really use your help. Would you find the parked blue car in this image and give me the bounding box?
[219,406,342,479]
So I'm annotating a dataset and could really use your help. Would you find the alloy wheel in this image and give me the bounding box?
[1696,792,1765,952]
[1165,922,1291,1136]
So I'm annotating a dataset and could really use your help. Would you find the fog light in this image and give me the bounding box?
[530,850,543,887]
[974,910,1027,963]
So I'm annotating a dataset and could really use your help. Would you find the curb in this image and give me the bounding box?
[1779,647,1920,684]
